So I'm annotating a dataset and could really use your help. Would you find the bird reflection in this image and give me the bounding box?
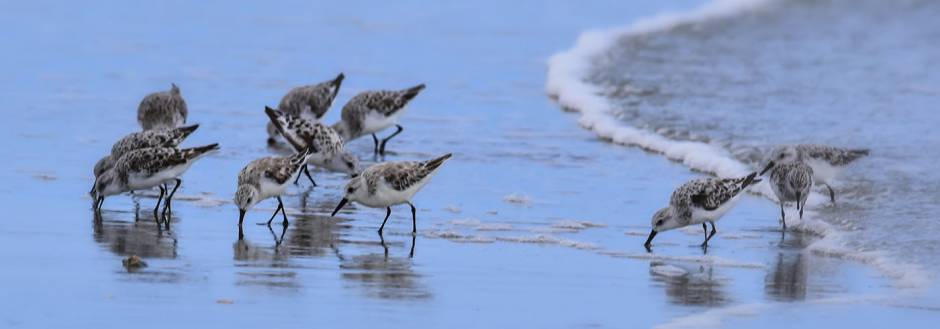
[281,213,348,257]
[765,233,809,301]
[335,234,429,300]
[92,210,177,259]
[649,261,729,306]
[232,225,298,290]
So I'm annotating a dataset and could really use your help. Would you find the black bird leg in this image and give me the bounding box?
[779,201,787,230]
[372,134,380,154]
[825,184,836,204]
[303,166,316,186]
[409,234,416,258]
[162,178,181,228]
[378,206,392,235]
[154,185,166,225]
[264,199,282,226]
[407,201,417,235]
[378,125,404,155]
[278,196,290,226]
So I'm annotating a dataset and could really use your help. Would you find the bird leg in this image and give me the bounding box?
[378,206,392,235]
[410,234,416,258]
[372,134,380,154]
[278,196,289,227]
[303,166,316,186]
[701,221,718,247]
[378,125,404,155]
[162,178,181,228]
[796,191,803,219]
[825,184,836,204]
[265,198,284,226]
[154,185,166,225]
[408,201,417,235]
[779,201,787,231]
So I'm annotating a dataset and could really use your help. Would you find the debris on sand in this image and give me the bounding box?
[122,255,147,271]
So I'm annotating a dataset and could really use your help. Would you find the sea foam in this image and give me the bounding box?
[545,0,927,290]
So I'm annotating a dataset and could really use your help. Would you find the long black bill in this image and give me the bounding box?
[760,161,776,176]
[331,198,349,217]
[644,230,657,249]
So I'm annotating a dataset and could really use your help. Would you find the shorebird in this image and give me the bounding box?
[331,84,426,155]
[644,172,760,251]
[91,124,200,194]
[137,83,188,131]
[265,106,358,186]
[761,161,813,229]
[331,153,451,235]
[234,147,315,238]
[767,144,868,203]
[93,144,219,228]
[266,73,345,143]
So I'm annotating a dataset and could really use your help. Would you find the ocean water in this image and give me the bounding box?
[1,0,938,327]
[548,0,939,309]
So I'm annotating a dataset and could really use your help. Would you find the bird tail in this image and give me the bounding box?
[399,83,426,103]
[423,153,452,172]
[176,124,200,139]
[264,106,306,151]
[182,143,219,160]
[846,149,870,162]
[740,172,760,188]
[332,72,345,87]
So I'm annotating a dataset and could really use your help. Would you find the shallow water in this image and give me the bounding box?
[1,0,935,328]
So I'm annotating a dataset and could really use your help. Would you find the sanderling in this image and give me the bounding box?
[767,144,868,203]
[761,161,813,229]
[266,73,345,143]
[265,106,358,185]
[137,83,188,131]
[331,153,451,235]
[331,83,426,155]
[234,147,315,238]
[93,144,219,228]
[91,124,200,193]
[644,172,760,251]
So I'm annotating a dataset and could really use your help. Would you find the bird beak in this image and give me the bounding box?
[644,230,657,250]
[760,161,775,176]
[331,198,349,217]
[237,209,246,240]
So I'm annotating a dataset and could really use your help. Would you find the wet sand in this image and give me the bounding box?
[0,0,932,328]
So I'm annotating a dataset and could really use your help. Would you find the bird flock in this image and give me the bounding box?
[88,76,869,254]
[644,144,869,251]
[90,75,451,240]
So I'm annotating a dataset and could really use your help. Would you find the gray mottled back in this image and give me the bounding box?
[670,172,758,224]
[238,151,309,188]
[278,75,343,120]
[266,107,340,156]
[137,84,188,130]
[363,153,450,195]
[339,84,425,137]
[796,144,869,166]
[114,144,217,185]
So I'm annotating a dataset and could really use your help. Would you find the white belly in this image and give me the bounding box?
[361,111,401,135]
[690,195,742,224]
[806,158,837,185]
[259,176,291,200]
[127,164,190,190]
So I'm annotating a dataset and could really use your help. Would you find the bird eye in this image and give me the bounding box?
[347,187,354,194]
[346,161,354,168]
[656,219,664,226]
